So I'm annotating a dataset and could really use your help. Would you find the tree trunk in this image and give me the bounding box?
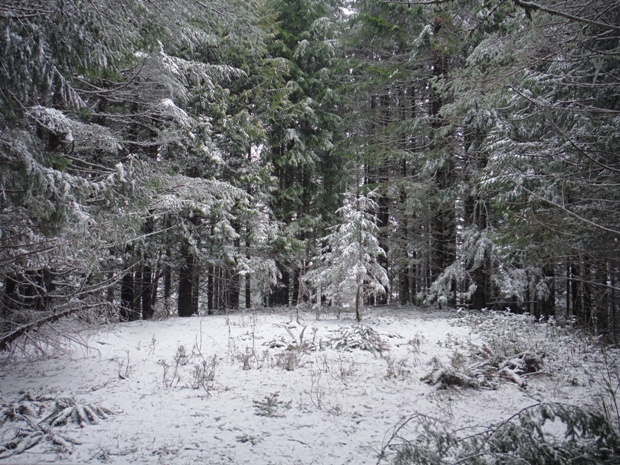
[142,265,154,319]
[163,263,172,316]
[207,265,215,314]
[574,257,592,327]
[539,265,555,320]
[120,271,134,321]
[270,265,289,306]
[191,262,200,315]
[228,268,240,309]
[245,273,251,309]
[131,270,141,321]
[178,246,195,317]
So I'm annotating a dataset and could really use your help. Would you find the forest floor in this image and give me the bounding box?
[0,306,618,464]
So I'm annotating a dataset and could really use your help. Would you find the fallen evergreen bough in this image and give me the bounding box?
[423,342,545,390]
[378,403,620,465]
[0,391,113,458]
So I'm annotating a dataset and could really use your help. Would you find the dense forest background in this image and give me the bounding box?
[1,0,619,347]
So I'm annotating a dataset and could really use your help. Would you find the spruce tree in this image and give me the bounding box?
[305,190,389,321]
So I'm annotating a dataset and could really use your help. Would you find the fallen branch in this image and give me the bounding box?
[0,307,81,351]
[422,368,482,389]
[500,366,527,388]
[0,301,112,351]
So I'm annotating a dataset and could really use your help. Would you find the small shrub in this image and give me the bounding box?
[274,349,303,371]
[383,354,412,380]
[253,392,292,417]
[330,325,389,354]
[408,333,425,354]
[188,355,218,392]
[158,344,216,389]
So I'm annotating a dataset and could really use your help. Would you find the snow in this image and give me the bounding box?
[0,307,612,464]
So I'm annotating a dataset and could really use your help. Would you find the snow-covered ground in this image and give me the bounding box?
[0,306,615,464]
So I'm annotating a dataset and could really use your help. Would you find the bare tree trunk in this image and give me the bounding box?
[208,265,215,315]
[178,246,195,317]
[120,271,134,321]
[227,267,239,309]
[142,265,154,319]
[245,273,251,309]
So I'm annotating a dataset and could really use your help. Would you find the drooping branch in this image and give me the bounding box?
[512,0,620,31]
[380,0,620,31]
[0,302,110,351]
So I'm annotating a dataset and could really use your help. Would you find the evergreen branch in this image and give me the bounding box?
[513,0,620,31]
[467,0,511,37]
[381,0,620,31]
[379,0,452,5]
[515,182,620,237]
[509,86,620,175]
[73,59,147,95]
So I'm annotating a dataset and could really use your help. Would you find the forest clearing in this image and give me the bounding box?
[1,306,618,464]
[2,1,620,462]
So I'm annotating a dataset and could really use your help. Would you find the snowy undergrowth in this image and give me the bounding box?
[379,309,620,465]
[453,309,620,428]
[0,306,616,464]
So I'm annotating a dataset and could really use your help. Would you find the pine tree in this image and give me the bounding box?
[305,190,389,321]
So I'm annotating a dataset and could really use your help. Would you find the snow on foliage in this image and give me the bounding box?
[305,190,389,320]
[28,106,121,153]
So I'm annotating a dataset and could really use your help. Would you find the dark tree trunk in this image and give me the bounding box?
[539,265,556,320]
[570,262,578,317]
[611,270,619,344]
[399,159,411,306]
[245,272,252,309]
[120,271,134,321]
[574,257,592,327]
[131,270,142,321]
[566,262,571,319]
[141,215,155,319]
[163,263,172,315]
[178,247,195,317]
[467,203,490,310]
[228,268,240,309]
[207,265,215,315]
[142,266,154,319]
[2,274,18,327]
[191,263,200,315]
[106,271,115,304]
[245,237,252,309]
[594,265,610,342]
[399,264,410,305]
[290,269,299,306]
[376,192,390,305]
[270,265,289,306]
